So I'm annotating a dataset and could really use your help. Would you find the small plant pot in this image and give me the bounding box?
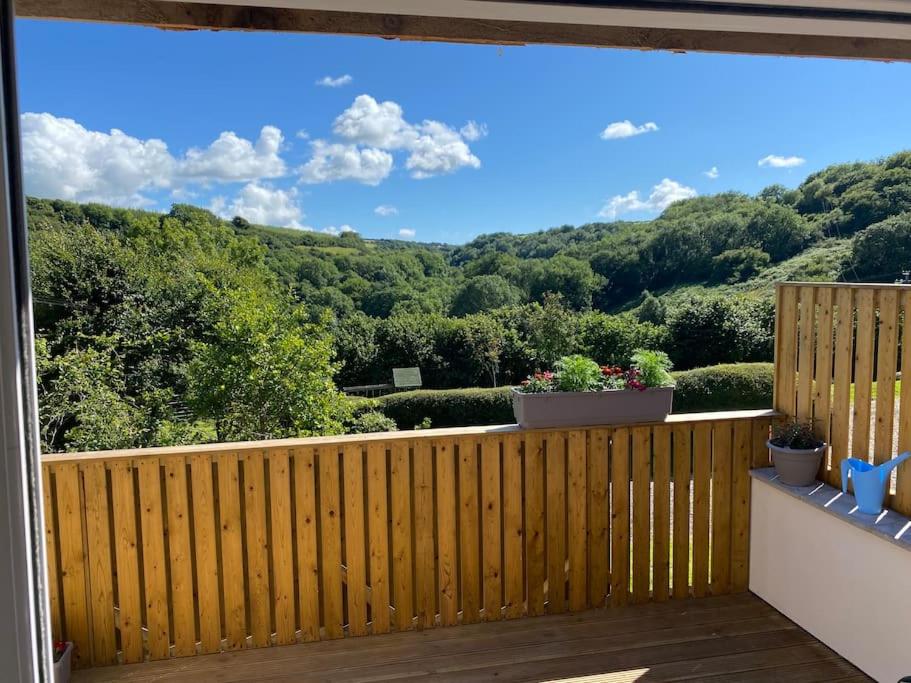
[53,642,73,683]
[512,386,674,429]
[768,440,826,487]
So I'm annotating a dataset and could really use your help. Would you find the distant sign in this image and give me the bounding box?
[393,367,422,388]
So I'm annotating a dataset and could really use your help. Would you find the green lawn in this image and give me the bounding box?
[849,379,902,403]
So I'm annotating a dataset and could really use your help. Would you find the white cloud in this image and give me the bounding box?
[20,113,291,206]
[328,94,481,179]
[374,204,398,216]
[406,120,480,179]
[704,166,719,179]
[460,120,488,141]
[399,228,416,238]
[599,178,697,219]
[322,224,356,236]
[758,154,806,168]
[600,120,658,140]
[178,125,285,182]
[211,182,304,229]
[298,140,393,186]
[316,74,353,88]
[20,112,175,206]
[333,94,413,148]
[295,129,310,140]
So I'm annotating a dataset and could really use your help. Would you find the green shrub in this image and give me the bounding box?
[671,363,773,413]
[370,362,772,429]
[375,387,513,429]
[347,410,398,434]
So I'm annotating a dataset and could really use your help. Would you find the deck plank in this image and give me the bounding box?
[71,594,869,683]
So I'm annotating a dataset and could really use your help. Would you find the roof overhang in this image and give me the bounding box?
[14,0,911,61]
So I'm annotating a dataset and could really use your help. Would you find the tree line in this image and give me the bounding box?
[27,149,911,451]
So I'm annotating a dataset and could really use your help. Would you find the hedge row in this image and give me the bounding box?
[362,362,773,430]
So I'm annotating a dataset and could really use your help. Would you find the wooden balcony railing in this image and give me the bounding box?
[41,410,775,669]
[774,282,911,515]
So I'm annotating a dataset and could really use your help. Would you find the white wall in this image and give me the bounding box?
[750,479,911,683]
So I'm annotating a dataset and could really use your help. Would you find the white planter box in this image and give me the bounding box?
[749,469,911,683]
[54,642,73,683]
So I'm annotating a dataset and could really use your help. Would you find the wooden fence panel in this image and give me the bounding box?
[651,426,671,603]
[343,444,368,636]
[774,283,911,510]
[43,413,768,669]
[481,437,503,621]
[545,432,567,614]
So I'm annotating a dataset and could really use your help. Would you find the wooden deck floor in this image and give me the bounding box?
[74,594,869,683]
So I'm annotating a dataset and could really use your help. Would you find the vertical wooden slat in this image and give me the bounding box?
[896,290,911,516]
[731,421,752,593]
[875,289,900,466]
[412,439,435,630]
[458,437,481,624]
[796,286,816,422]
[631,427,650,604]
[217,453,247,650]
[853,288,876,461]
[831,287,855,486]
[752,418,772,469]
[189,454,220,653]
[691,423,711,598]
[813,288,835,479]
[524,433,546,617]
[268,449,295,645]
[82,461,115,666]
[389,441,414,632]
[56,464,91,665]
[710,423,733,596]
[138,458,169,660]
[318,446,344,639]
[163,455,195,657]
[587,429,609,609]
[774,285,799,415]
[610,428,630,607]
[545,432,566,614]
[366,442,392,634]
[481,436,502,621]
[652,426,671,603]
[293,447,321,642]
[242,452,270,648]
[672,425,692,600]
[342,444,368,636]
[110,461,142,663]
[41,467,62,641]
[502,433,524,619]
[434,439,458,627]
[567,430,587,612]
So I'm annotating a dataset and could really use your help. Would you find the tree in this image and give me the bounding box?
[450,275,522,316]
[637,291,666,325]
[847,213,911,281]
[188,290,349,441]
[711,247,771,283]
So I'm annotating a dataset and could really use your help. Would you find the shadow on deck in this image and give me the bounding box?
[74,594,868,683]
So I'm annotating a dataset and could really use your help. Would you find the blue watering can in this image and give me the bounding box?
[841,451,911,514]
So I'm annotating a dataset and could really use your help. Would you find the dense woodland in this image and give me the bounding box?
[30,150,911,451]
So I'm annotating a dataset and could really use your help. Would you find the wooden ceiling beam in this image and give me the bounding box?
[14,0,911,61]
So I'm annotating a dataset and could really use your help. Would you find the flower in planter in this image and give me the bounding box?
[53,641,68,663]
[770,419,823,450]
[517,349,674,394]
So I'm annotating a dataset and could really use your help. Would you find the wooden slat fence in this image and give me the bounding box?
[773,282,911,515]
[41,411,773,669]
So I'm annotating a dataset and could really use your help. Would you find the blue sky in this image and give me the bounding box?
[14,19,911,244]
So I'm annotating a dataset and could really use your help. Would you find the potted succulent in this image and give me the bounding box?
[512,349,675,428]
[53,641,73,683]
[767,419,826,486]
